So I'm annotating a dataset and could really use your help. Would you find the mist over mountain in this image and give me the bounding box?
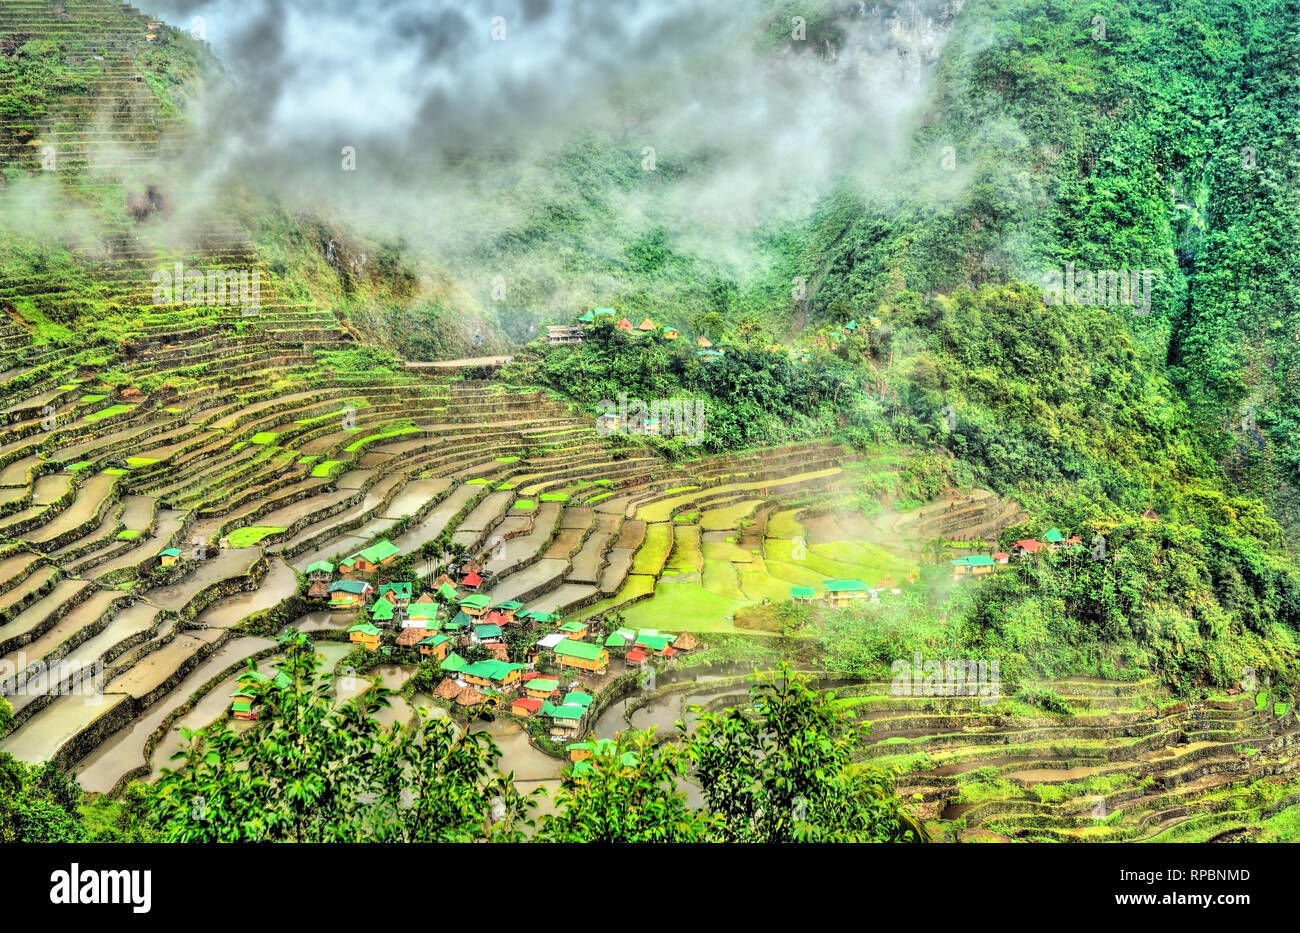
[136,0,963,318]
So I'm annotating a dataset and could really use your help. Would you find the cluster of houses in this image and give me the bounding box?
[789,577,905,607]
[546,308,725,363]
[949,527,1084,581]
[432,624,696,738]
[297,534,702,738]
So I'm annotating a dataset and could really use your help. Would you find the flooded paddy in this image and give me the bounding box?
[0,690,130,764]
[389,483,480,553]
[0,452,41,487]
[0,565,60,615]
[567,531,612,584]
[75,635,277,792]
[0,589,140,686]
[1,578,91,647]
[383,477,451,519]
[459,491,514,532]
[193,557,298,628]
[26,473,118,544]
[527,583,597,615]
[31,472,73,505]
[88,509,186,579]
[144,547,258,612]
[105,629,224,700]
[485,559,569,604]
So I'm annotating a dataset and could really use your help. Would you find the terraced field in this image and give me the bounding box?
[851,677,1300,842]
[0,2,910,783]
[600,673,1300,842]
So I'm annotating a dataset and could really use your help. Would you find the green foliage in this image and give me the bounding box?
[538,732,717,842]
[151,634,534,841]
[0,752,122,842]
[685,666,928,842]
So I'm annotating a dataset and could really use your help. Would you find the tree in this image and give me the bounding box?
[0,752,93,842]
[684,666,928,842]
[539,732,717,842]
[151,633,534,842]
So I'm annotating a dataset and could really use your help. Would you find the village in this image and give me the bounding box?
[215,535,705,759]
[203,511,1134,751]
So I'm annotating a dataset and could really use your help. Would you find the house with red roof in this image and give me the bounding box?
[1013,539,1044,557]
[625,646,648,667]
[511,696,544,717]
[616,317,634,331]
[461,569,482,589]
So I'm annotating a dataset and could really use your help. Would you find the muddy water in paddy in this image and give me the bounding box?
[383,477,452,519]
[88,509,186,579]
[389,483,480,554]
[75,635,277,792]
[0,690,130,764]
[28,473,117,544]
[472,718,564,783]
[193,557,298,627]
[31,472,73,505]
[145,547,256,612]
[1003,764,1111,782]
[287,610,353,633]
[0,587,123,679]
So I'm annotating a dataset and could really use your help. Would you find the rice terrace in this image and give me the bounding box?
[2,0,1300,861]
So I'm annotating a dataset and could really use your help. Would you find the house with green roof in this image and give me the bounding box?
[159,547,182,567]
[540,700,586,733]
[554,639,609,673]
[459,593,492,617]
[518,609,559,625]
[440,652,467,673]
[417,633,451,661]
[563,691,593,709]
[348,538,399,572]
[306,560,334,580]
[461,659,525,688]
[407,599,439,623]
[524,677,560,699]
[377,582,412,607]
[494,600,523,623]
[1044,528,1065,548]
[328,578,373,609]
[558,619,589,639]
[444,610,473,630]
[604,627,636,648]
[347,621,382,651]
[824,578,872,608]
[436,581,459,601]
[473,622,503,643]
[790,585,816,602]
[634,633,679,657]
[370,599,395,624]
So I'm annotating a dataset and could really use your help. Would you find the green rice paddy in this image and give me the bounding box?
[343,424,419,452]
[84,404,133,422]
[225,526,285,548]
